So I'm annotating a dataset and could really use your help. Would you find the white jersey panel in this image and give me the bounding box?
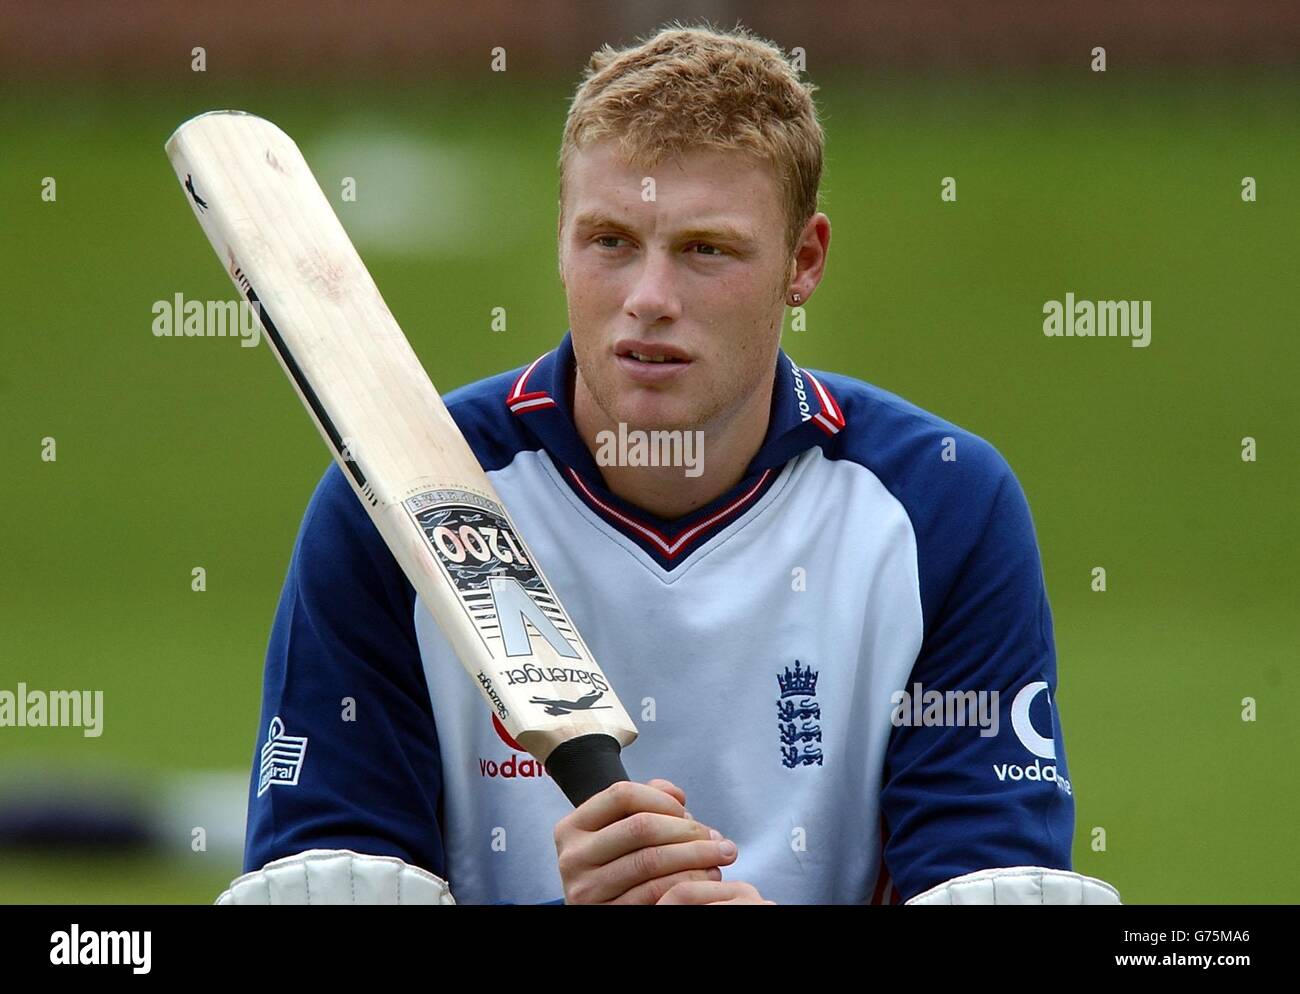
[414,446,923,904]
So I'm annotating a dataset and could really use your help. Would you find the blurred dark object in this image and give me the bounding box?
[0,786,155,852]
[0,770,247,856]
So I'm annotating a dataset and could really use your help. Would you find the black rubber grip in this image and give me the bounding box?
[546,734,629,807]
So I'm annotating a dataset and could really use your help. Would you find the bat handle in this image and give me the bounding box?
[546,734,630,808]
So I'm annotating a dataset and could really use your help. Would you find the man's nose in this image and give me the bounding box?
[623,250,682,324]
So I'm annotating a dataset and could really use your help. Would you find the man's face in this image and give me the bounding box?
[558,141,792,435]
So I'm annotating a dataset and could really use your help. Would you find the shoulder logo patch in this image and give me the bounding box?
[257,715,309,797]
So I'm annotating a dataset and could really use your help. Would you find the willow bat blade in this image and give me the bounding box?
[166,110,635,806]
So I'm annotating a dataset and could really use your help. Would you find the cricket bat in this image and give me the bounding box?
[165,110,636,806]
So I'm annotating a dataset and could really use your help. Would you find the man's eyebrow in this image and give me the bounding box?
[570,211,757,244]
[570,210,629,231]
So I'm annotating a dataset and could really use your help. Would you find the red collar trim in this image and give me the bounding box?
[507,353,556,414]
[804,369,845,436]
[565,466,773,560]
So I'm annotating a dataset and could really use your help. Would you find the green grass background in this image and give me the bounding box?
[1,72,1296,903]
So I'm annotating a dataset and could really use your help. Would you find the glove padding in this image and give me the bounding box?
[216,848,456,905]
[905,866,1121,905]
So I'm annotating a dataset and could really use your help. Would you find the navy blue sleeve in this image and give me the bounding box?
[243,464,448,878]
[879,455,1074,902]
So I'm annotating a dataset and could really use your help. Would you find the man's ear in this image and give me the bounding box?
[556,209,567,287]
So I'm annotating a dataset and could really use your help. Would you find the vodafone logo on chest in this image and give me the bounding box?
[477,715,551,781]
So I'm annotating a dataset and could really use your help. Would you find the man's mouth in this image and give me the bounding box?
[615,340,692,365]
[626,350,686,364]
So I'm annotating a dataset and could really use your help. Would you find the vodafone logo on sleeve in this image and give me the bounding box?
[1011,682,1056,760]
[993,682,1072,796]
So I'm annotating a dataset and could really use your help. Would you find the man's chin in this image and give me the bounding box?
[607,398,706,434]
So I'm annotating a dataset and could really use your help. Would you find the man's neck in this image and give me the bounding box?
[573,378,773,521]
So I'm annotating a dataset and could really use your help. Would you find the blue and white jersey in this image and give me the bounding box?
[244,332,1074,904]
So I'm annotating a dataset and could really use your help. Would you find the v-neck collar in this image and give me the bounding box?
[504,332,845,570]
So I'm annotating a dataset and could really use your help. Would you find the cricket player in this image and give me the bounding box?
[221,24,1119,906]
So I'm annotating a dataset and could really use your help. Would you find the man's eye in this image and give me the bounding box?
[690,243,724,256]
[596,236,626,249]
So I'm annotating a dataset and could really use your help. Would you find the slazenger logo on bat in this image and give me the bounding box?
[476,671,509,720]
[503,664,613,717]
[503,662,610,693]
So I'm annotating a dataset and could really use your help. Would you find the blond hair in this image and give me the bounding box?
[560,23,824,253]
